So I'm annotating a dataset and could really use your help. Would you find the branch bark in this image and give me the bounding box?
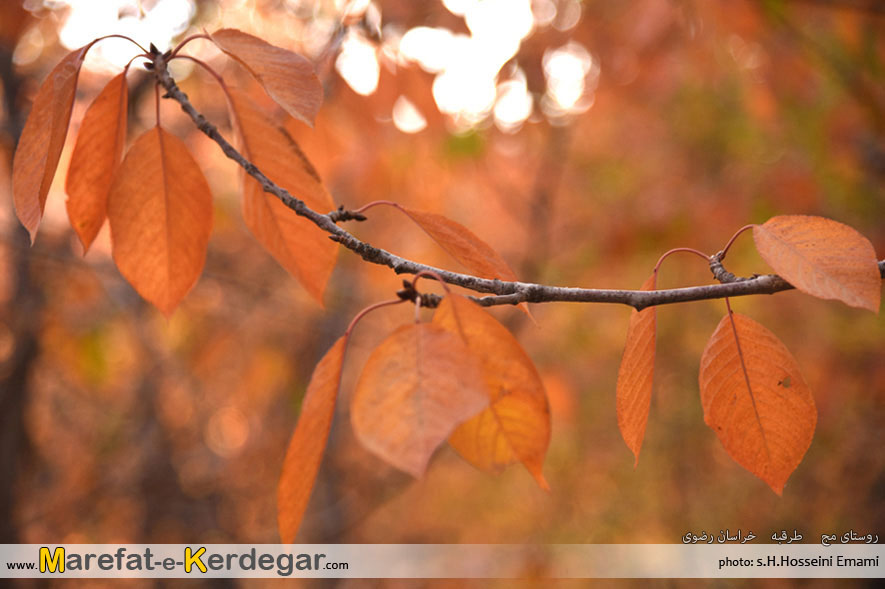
[152,58,885,312]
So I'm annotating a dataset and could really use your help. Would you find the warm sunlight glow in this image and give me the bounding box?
[12,26,45,66]
[432,61,497,125]
[399,27,455,74]
[55,0,195,73]
[392,96,427,134]
[441,0,470,17]
[542,41,598,117]
[396,0,538,130]
[554,0,582,31]
[494,70,533,133]
[335,31,380,96]
[205,406,250,458]
[532,0,557,27]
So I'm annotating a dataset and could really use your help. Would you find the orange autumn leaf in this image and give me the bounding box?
[107,126,213,316]
[753,215,880,313]
[351,323,488,478]
[278,336,347,543]
[398,205,531,317]
[433,294,550,488]
[65,72,128,252]
[12,45,90,243]
[212,28,322,126]
[616,273,657,467]
[227,89,337,304]
[399,206,520,283]
[699,312,816,495]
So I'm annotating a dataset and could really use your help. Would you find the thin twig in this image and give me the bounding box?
[150,57,885,312]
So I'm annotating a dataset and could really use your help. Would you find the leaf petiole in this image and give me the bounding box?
[412,269,452,294]
[653,247,709,273]
[169,33,212,58]
[344,298,407,338]
[719,224,756,260]
[94,34,149,55]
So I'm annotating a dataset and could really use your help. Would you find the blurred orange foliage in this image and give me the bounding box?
[0,0,882,560]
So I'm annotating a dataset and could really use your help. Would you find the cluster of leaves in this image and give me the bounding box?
[10,29,882,544]
[280,212,879,541]
[618,216,880,495]
[13,29,334,313]
[11,28,551,536]
[278,285,550,543]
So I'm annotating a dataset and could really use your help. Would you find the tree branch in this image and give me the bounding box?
[152,58,885,312]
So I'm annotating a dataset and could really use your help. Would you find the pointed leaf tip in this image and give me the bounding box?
[433,294,551,488]
[699,312,816,495]
[66,72,129,252]
[351,323,488,478]
[278,336,347,543]
[616,273,657,467]
[211,28,323,126]
[400,206,519,283]
[226,89,337,304]
[399,206,532,317]
[12,45,89,242]
[753,215,880,313]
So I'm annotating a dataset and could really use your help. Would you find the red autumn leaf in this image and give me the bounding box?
[616,273,657,466]
[433,294,550,488]
[227,88,338,304]
[277,336,347,543]
[211,28,322,126]
[107,126,213,316]
[399,205,520,283]
[351,323,488,478]
[753,215,880,313]
[65,72,128,252]
[12,45,90,243]
[699,312,817,495]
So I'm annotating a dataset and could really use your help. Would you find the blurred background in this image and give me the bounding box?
[0,0,883,578]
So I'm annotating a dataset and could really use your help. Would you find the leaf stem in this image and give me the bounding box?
[171,54,226,86]
[345,299,407,337]
[653,247,710,273]
[719,224,756,260]
[412,270,452,295]
[170,33,212,58]
[351,200,400,215]
[94,34,149,55]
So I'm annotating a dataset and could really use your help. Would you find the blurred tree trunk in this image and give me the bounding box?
[0,2,42,545]
[0,40,39,545]
[0,232,38,545]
